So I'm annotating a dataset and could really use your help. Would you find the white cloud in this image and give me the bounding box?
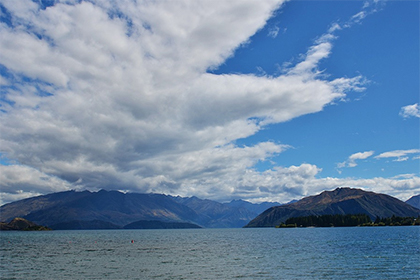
[1,0,415,205]
[400,103,420,118]
[375,149,420,161]
[322,175,420,202]
[338,149,420,170]
[350,11,366,24]
[268,25,280,38]
[393,157,409,162]
[337,151,375,168]
[349,151,375,160]
[328,23,342,33]
[253,167,420,203]
[2,161,418,205]
[0,75,9,86]
[335,0,384,31]
[0,164,73,205]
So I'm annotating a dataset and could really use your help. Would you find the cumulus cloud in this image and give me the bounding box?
[0,164,73,205]
[237,165,420,203]
[400,103,420,118]
[337,151,375,168]
[320,174,420,202]
[0,0,417,205]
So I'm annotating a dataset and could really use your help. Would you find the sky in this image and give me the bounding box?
[0,0,419,206]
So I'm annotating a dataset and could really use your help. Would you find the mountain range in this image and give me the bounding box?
[0,190,280,229]
[245,188,420,227]
[1,188,418,229]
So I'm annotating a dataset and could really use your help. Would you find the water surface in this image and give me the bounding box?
[1,227,419,279]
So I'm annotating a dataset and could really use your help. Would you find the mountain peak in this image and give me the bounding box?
[296,187,369,208]
[245,188,420,227]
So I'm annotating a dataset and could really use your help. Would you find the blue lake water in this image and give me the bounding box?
[1,227,419,279]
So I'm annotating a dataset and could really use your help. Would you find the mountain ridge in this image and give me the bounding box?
[406,194,420,210]
[245,188,420,227]
[2,188,417,229]
[0,190,276,228]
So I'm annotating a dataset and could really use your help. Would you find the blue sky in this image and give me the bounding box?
[221,0,420,179]
[0,0,419,205]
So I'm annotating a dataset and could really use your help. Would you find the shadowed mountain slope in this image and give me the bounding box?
[406,194,420,210]
[0,190,278,228]
[0,190,199,227]
[170,196,262,228]
[245,188,420,227]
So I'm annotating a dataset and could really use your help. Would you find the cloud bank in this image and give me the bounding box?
[0,0,418,205]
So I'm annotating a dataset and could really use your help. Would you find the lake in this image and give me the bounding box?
[1,227,419,279]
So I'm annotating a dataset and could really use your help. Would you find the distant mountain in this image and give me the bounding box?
[245,188,420,227]
[0,190,278,229]
[0,190,199,228]
[170,196,261,228]
[0,190,93,224]
[224,199,281,215]
[406,195,420,210]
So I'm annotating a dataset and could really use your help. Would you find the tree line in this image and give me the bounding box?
[277,214,420,228]
[373,215,420,226]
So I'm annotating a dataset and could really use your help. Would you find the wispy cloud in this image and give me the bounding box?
[334,0,384,30]
[337,151,375,168]
[375,149,420,161]
[350,11,367,24]
[267,25,280,38]
[400,103,420,118]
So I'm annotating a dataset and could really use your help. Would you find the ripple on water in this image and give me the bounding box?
[1,227,419,280]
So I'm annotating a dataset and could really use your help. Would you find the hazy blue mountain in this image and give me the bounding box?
[406,194,420,210]
[224,199,281,215]
[245,188,420,227]
[0,190,92,224]
[0,190,199,228]
[0,190,279,229]
[170,196,259,228]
